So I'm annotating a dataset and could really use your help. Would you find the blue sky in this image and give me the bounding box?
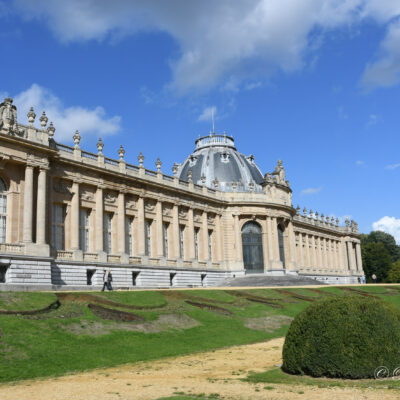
[1,0,400,240]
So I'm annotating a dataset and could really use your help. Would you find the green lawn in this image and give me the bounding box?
[0,285,399,384]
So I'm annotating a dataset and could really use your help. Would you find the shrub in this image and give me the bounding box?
[387,261,400,283]
[282,296,400,379]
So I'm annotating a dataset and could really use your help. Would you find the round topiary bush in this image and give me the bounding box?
[282,295,400,379]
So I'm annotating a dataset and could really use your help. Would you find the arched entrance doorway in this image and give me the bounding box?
[242,221,264,274]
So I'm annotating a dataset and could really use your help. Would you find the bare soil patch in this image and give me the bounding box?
[0,337,398,400]
[244,314,293,332]
[65,313,200,335]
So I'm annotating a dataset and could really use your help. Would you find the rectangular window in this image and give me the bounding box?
[103,213,112,254]
[179,225,185,259]
[208,230,213,261]
[52,204,66,251]
[126,217,133,256]
[163,223,169,258]
[79,209,90,252]
[145,220,152,256]
[194,228,199,260]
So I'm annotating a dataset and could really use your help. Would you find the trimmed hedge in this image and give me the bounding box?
[282,295,400,379]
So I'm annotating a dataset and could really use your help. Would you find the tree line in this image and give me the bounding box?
[361,231,400,283]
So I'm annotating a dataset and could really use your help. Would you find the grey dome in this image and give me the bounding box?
[177,134,264,192]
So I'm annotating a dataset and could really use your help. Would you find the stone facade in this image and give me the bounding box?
[0,97,363,289]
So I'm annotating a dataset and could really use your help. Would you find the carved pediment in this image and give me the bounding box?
[104,191,117,204]
[53,179,72,197]
[145,200,156,212]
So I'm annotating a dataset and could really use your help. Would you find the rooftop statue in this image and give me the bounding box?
[272,159,285,185]
[0,97,18,134]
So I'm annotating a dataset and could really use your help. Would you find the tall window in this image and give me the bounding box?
[0,178,7,244]
[52,204,66,250]
[145,220,152,256]
[179,225,185,259]
[103,213,112,254]
[79,209,90,252]
[126,217,133,256]
[208,230,213,261]
[163,222,169,258]
[194,228,199,260]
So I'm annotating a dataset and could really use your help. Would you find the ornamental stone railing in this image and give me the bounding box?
[0,243,24,254]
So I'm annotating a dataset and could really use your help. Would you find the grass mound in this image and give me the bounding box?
[282,295,400,379]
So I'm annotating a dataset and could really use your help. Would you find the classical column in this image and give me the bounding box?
[117,191,126,254]
[36,167,47,245]
[341,239,349,270]
[261,219,269,270]
[187,207,195,259]
[346,241,355,270]
[137,196,145,256]
[95,186,104,252]
[298,232,303,268]
[322,237,328,267]
[234,213,242,262]
[272,217,280,262]
[216,213,223,263]
[267,217,274,266]
[70,181,80,250]
[202,211,209,261]
[23,164,34,243]
[327,239,333,269]
[287,221,297,270]
[334,241,340,269]
[304,234,311,268]
[355,243,362,272]
[316,236,321,269]
[310,235,317,269]
[172,204,180,258]
[155,200,163,257]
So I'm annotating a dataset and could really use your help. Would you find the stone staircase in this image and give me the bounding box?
[218,273,325,287]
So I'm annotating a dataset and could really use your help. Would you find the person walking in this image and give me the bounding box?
[372,273,377,284]
[107,270,113,291]
[101,269,109,291]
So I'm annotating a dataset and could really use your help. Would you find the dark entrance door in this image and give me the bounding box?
[242,222,264,274]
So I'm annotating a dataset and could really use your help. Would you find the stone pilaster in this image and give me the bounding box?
[23,164,34,243]
[202,210,209,261]
[117,191,126,255]
[172,204,180,259]
[187,207,195,259]
[95,185,106,261]
[36,167,47,244]
[155,200,163,257]
[234,213,242,263]
[137,196,145,256]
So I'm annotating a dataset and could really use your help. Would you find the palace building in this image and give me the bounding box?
[0,97,363,289]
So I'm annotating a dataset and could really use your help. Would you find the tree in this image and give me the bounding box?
[387,261,400,283]
[361,242,392,282]
[361,231,400,262]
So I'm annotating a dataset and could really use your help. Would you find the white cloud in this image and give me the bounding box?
[356,160,365,166]
[198,106,217,123]
[373,216,400,244]
[12,84,121,141]
[361,19,400,90]
[301,186,322,195]
[385,163,400,170]
[9,1,400,93]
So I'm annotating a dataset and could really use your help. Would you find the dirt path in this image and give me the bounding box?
[0,337,398,400]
